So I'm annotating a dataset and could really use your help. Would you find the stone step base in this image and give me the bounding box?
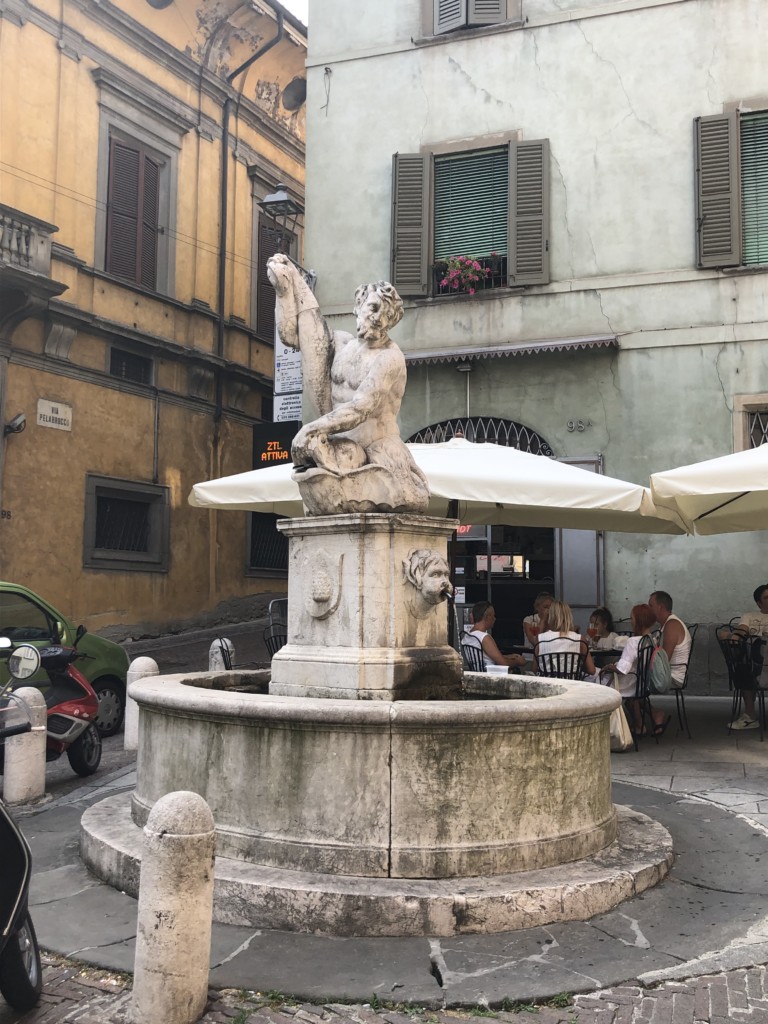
[80,795,672,937]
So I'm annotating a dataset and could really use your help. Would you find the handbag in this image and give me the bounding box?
[608,682,634,752]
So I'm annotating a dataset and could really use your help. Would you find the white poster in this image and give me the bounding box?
[275,392,303,422]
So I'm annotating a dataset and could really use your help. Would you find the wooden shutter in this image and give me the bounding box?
[508,138,550,285]
[391,153,429,296]
[695,113,741,268]
[106,137,161,288]
[434,0,466,34]
[106,138,140,281]
[140,155,160,290]
[468,0,505,25]
[256,217,282,341]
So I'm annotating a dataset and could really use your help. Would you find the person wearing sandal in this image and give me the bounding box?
[601,603,671,736]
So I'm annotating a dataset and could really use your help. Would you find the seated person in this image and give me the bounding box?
[648,590,692,690]
[535,599,596,677]
[725,582,768,730]
[602,603,669,735]
[523,591,554,647]
[463,601,526,672]
[588,607,628,651]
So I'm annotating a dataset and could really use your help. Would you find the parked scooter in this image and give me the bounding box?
[0,640,102,778]
[0,638,44,1011]
[35,643,102,777]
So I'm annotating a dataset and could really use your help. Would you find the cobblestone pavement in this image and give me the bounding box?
[4,955,768,1023]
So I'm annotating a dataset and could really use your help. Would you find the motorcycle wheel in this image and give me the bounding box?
[0,912,42,1011]
[67,723,102,777]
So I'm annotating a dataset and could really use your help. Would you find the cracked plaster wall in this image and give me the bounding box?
[305,0,768,632]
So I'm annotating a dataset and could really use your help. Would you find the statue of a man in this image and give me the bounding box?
[267,254,430,515]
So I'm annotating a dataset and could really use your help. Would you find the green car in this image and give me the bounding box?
[0,582,129,737]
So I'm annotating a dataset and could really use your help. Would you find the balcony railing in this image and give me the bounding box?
[0,204,58,276]
[432,254,507,296]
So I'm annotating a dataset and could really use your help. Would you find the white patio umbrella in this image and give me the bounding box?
[650,444,768,535]
[190,438,685,534]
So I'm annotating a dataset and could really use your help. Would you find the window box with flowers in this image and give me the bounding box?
[432,253,507,296]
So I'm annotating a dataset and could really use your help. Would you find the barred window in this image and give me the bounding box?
[249,512,288,574]
[749,409,768,447]
[110,348,153,385]
[84,476,169,572]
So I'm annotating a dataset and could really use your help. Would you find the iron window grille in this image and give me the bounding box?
[749,409,768,447]
[110,348,153,385]
[249,512,288,574]
[84,476,169,572]
[408,416,554,455]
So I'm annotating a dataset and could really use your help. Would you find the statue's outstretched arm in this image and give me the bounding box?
[267,254,333,417]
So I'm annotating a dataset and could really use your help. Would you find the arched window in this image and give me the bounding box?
[407,416,554,456]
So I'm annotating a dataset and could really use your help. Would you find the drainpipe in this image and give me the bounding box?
[215,3,285,438]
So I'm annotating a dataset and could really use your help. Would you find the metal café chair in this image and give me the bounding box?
[534,640,588,681]
[717,628,766,741]
[268,598,288,629]
[460,633,486,673]
[671,623,698,739]
[263,623,287,659]
[630,635,658,747]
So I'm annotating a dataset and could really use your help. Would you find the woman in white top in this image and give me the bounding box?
[602,603,670,735]
[535,599,596,677]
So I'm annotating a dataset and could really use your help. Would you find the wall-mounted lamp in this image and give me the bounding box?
[258,183,304,253]
[3,413,26,437]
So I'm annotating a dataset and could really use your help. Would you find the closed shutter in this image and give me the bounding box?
[433,147,508,259]
[391,153,429,296]
[508,138,550,285]
[106,136,162,288]
[256,217,283,341]
[695,113,740,268]
[140,155,160,290]
[740,111,768,266]
[468,0,505,24]
[434,0,466,34]
[106,138,140,281]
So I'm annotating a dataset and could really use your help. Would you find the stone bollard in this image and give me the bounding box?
[209,638,234,672]
[124,657,159,752]
[3,687,47,805]
[132,791,215,1024]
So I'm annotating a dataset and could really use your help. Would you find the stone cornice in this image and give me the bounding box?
[91,66,201,139]
[2,0,305,166]
[6,345,264,422]
[47,299,273,390]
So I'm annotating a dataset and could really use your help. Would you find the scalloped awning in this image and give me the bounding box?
[404,334,618,365]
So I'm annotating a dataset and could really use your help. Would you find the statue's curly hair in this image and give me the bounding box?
[353,281,404,328]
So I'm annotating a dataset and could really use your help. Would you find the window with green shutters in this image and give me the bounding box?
[741,112,768,266]
[391,139,550,297]
[695,110,768,268]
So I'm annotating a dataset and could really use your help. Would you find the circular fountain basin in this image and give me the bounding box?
[132,671,619,877]
[81,670,674,935]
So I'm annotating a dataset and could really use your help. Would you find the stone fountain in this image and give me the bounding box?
[81,258,672,936]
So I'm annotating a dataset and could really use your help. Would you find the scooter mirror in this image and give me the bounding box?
[8,644,42,680]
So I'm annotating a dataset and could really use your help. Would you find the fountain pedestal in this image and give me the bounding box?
[269,513,462,700]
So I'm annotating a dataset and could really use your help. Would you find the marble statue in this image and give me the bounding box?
[403,549,453,618]
[267,254,430,516]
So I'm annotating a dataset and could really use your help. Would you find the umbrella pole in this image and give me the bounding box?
[447,499,459,648]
